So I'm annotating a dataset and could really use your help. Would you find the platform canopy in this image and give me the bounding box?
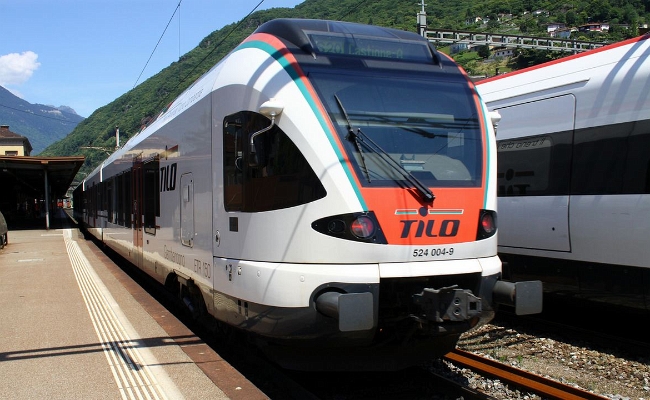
[0,155,85,229]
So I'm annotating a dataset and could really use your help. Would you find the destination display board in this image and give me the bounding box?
[308,33,433,62]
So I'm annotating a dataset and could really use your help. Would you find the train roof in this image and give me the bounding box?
[254,18,446,67]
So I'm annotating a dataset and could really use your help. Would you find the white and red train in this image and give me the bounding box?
[73,19,541,371]
[476,33,650,314]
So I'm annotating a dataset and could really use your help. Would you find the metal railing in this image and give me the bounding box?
[425,29,605,53]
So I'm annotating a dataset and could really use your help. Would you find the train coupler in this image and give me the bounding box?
[413,286,482,323]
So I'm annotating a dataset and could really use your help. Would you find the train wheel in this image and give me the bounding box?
[180,280,207,321]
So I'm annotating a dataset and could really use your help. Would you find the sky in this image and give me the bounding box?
[0,0,304,118]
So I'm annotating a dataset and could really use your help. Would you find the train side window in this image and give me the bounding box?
[126,170,132,228]
[224,114,245,211]
[107,178,114,223]
[494,96,574,197]
[496,131,572,197]
[115,174,123,226]
[223,111,326,212]
[572,119,650,195]
[625,119,650,194]
[95,182,100,218]
[143,157,160,235]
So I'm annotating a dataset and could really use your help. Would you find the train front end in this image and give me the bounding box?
[213,19,542,370]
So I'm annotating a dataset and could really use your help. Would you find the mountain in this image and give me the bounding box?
[0,85,84,154]
[39,0,649,175]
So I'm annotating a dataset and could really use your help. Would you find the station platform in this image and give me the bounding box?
[0,209,268,400]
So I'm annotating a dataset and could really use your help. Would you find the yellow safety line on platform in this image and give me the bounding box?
[63,229,175,400]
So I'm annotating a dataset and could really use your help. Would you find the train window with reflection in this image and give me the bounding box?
[493,97,574,197]
[123,170,132,228]
[223,111,326,212]
[496,132,572,197]
[310,72,483,188]
[143,157,160,234]
[497,136,552,196]
[106,178,114,223]
[572,120,650,195]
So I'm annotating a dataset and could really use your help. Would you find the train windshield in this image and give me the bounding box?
[310,72,483,188]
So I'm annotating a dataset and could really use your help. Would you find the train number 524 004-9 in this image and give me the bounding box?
[412,248,454,258]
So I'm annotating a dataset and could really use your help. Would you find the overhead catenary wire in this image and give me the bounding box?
[145,0,268,117]
[142,0,387,127]
[84,0,270,152]
[122,0,375,131]
[336,0,372,21]
[133,0,184,89]
[124,0,378,119]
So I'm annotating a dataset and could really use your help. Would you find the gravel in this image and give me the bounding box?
[442,319,650,399]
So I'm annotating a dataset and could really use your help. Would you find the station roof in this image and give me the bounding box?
[0,155,85,200]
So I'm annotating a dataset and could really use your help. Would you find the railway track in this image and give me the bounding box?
[444,348,609,400]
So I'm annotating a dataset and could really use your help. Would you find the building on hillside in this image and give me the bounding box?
[579,23,610,32]
[492,47,515,58]
[450,43,469,54]
[546,23,566,34]
[0,125,33,156]
[551,28,574,39]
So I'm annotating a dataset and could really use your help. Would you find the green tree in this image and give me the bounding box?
[519,17,537,33]
[477,45,491,58]
[566,10,577,25]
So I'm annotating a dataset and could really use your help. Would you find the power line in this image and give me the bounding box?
[337,0,372,21]
[133,0,184,89]
[145,0,267,118]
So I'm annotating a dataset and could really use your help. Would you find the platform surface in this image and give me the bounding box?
[0,209,267,400]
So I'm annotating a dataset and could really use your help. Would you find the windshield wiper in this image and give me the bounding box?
[334,95,435,203]
[334,95,372,182]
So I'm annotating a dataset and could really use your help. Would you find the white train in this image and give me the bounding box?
[476,34,650,313]
[73,19,541,371]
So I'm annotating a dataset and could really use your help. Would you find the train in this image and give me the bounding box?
[476,33,650,315]
[73,18,542,371]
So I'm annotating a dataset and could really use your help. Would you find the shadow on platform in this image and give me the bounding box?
[5,208,77,231]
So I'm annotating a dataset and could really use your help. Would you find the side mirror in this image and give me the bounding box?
[259,98,284,118]
[489,110,501,134]
[249,99,284,167]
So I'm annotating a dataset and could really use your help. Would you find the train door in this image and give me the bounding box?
[214,112,243,262]
[180,173,194,247]
[494,95,575,252]
[213,112,245,291]
[132,155,144,268]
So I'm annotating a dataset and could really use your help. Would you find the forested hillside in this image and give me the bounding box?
[40,0,649,177]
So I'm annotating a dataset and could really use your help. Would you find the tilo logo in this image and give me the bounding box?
[160,163,178,192]
[397,207,462,238]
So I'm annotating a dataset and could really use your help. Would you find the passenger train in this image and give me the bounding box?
[73,19,541,371]
[476,33,650,315]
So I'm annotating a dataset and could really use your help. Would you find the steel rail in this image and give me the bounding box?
[444,348,609,400]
